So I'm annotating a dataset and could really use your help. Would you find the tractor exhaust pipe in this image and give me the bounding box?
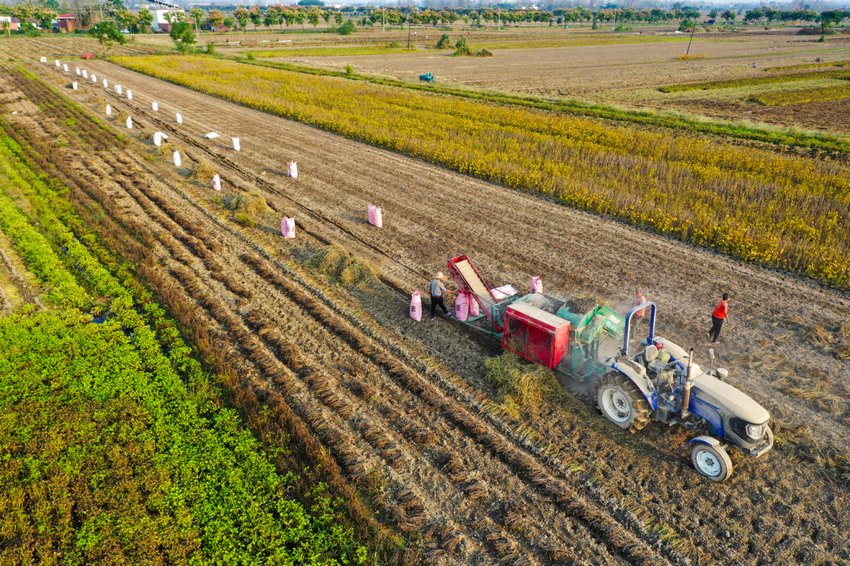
[682,347,694,418]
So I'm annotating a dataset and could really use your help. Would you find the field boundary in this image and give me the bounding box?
[225,55,850,154]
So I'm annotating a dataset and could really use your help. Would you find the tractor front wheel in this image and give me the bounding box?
[596,372,650,432]
[690,443,733,482]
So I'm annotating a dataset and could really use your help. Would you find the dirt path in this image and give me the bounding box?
[23,61,850,565]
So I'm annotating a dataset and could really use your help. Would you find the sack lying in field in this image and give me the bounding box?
[154,132,167,147]
[72,82,77,91]
[455,291,470,322]
[126,117,132,129]
[126,90,132,100]
[91,74,96,83]
[41,57,47,63]
[103,79,108,88]
[531,276,543,294]
[281,216,296,239]
[75,67,80,75]
[55,60,60,67]
[173,151,181,167]
[63,64,68,72]
[232,137,240,151]
[212,174,221,191]
[204,132,219,139]
[105,104,111,116]
[115,85,122,95]
[368,205,382,228]
[176,113,182,124]
[410,291,422,321]
[82,70,88,78]
[469,295,480,317]
[287,161,298,178]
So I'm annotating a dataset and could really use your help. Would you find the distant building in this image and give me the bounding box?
[151,8,186,32]
[0,16,20,31]
[56,14,78,33]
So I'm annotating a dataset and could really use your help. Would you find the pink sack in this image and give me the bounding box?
[368,205,382,228]
[410,291,422,321]
[212,174,221,191]
[469,296,480,317]
[531,276,543,294]
[281,216,296,239]
[455,291,469,322]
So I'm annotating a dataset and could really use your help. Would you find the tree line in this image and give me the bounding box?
[1,0,846,36]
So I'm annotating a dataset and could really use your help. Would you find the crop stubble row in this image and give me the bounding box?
[73,60,850,456]
[18,60,848,564]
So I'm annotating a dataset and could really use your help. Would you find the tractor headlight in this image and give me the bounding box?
[746,423,767,440]
[730,417,768,441]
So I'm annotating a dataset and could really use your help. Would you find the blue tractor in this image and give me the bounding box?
[419,72,435,82]
[599,302,773,481]
[447,254,774,481]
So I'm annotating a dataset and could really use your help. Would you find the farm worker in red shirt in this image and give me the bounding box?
[708,292,729,344]
[630,288,647,342]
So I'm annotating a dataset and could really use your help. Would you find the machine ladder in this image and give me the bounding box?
[447,255,498,325]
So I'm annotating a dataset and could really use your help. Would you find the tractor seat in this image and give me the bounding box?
[645,345,659,363]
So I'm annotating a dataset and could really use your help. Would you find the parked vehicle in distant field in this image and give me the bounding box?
[81,53,97,59]
[419,72,435,82]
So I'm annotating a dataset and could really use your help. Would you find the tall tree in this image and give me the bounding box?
[137,7,153,32]
[249,7,262,30]
[233,7,249,32]
[190,7,204,38]
[207,9,224,29]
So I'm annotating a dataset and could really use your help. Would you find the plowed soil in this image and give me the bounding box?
[9,59,849,565]
[273,31,850,134]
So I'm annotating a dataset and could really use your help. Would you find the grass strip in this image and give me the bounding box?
[252,45,419,58]
[476,34,687,50]
[748,84,850,106]
[658,69,850,92]
[228,55,850,153]
[765,59,850,71]
[113,55,850,290]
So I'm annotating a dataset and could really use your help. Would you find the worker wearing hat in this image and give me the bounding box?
[429,271,453,321]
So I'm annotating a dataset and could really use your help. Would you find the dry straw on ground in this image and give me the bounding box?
[306,245,377,287]
[482,352,563,417]
[228,191,272,216]
[188,160,217,183]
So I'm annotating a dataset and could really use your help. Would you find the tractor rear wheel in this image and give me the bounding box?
[690,443,733,482]
[596,372,651,432]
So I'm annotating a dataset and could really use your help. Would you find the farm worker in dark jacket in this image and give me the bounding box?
[708,292,730,344]
[429,272,453,321]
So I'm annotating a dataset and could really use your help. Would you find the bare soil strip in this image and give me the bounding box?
[15,61,850,565]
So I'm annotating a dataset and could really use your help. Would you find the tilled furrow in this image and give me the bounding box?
[240,253,673,566]
[81,130,634,565]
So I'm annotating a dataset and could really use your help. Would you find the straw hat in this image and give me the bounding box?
[436,272,445,280]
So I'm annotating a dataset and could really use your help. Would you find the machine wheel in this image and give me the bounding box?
[690,442,733,482]
[596,372,651,432]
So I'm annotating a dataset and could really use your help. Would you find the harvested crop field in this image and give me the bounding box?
[7,56,847,564]
[280,31,850,133]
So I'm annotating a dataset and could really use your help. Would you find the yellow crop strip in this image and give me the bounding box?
[114,55,850,289]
